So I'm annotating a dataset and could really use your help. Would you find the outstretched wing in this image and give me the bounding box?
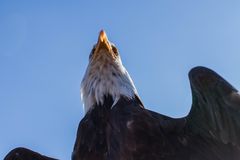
[4,147,58,160]
[186,66,240,146]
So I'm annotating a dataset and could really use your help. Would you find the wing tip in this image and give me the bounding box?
[188,66,237,95]
[188,66,216,80]
[4,147,26,160]
[188,66,219,90]
[4,147,57,160]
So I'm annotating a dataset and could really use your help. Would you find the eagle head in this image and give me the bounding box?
[81,30,139,113]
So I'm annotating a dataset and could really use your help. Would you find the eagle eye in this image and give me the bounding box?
[112,45,118,55]
[89,46,96,59]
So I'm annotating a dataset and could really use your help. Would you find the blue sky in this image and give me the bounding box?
[1,0,240,159]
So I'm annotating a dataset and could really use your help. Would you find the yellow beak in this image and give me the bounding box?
[95,30,112,53]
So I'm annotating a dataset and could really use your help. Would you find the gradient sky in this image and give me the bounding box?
[1,0,240,159]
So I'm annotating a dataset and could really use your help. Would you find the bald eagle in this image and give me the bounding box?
[4,31,240,160]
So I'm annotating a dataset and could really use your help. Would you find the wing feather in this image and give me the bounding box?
[186,66,240,146]
[4,147,57,160]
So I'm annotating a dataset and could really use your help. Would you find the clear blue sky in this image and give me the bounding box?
[1,0,240,159]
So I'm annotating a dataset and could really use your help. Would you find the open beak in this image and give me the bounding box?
[95,30,112,53]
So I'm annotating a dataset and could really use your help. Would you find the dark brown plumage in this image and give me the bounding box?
[4,147,57,160]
